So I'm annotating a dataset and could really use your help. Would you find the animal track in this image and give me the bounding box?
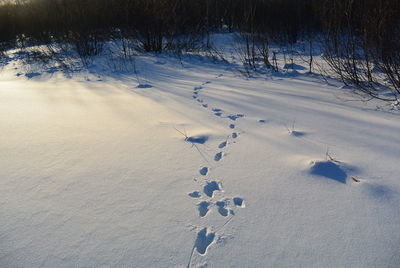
[228,115,238,121]
[195,228,215,255]
[203,181,221,197]
[233,197,245,208]
[216,200,229,217]
[214,152,223,161]
[228,114,245,121]
[218,141,227,149]
[189,191,201,198]
[199,167,209,176]
[198,201,211,217]
[188,80,246,265]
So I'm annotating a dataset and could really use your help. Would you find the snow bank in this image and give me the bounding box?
[1,46,399,267]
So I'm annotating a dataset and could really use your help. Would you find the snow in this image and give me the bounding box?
[1,37,400,267]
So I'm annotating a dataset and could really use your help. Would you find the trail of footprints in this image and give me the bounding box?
[187,72,364,267]
[186,77,246,264]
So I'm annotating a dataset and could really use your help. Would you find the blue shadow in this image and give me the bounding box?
[310,161,347,184]
[186,135,208,144]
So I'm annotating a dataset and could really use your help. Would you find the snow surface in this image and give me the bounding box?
[1,39,400,267]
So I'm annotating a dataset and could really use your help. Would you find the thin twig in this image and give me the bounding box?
[174,127,210,164]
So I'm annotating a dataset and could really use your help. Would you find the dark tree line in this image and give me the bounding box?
[318,0,400,101]
[0,0,399,102]
[0,0,326,55]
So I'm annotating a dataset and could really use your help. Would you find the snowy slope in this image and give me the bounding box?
[1,46,400,268]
